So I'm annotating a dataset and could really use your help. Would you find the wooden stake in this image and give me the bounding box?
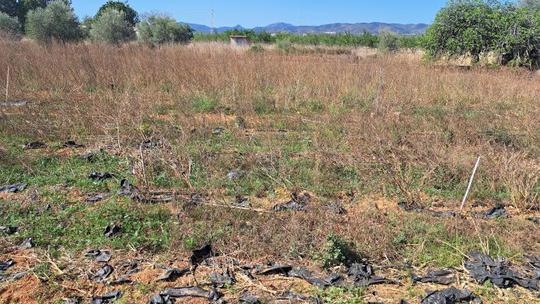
[460,156,481,211]
[5,66,9,102]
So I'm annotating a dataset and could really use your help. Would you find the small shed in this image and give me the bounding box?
[230,35,250,47]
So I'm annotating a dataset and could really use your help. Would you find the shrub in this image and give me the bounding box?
[0,0,18,17]
[318,234,361,269]
[137,15,193,45]
[25,0,81,44]
[95,0,138,27]
[0,12,21,39]
[425,0,540,68]
[378,30,400,52]
[90,9,135,44]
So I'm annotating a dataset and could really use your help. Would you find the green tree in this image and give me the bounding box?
[0,0,18,17]
[0,11,21,38]
[424,0,503,62]
[137,15,193,45]
[95,1,138,27]
[498,6,540,68]
[25,0,81,44]
[90,9,134,44]
[520,0,540,10]
[378,30,400,52]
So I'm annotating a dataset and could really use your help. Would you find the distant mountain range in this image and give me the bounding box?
[188,22,429,35]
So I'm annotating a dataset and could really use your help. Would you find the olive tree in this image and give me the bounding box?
[0,11,21,39]
[90,9,135,44]
[95,1,138,27]
[137,15,193,45]
[424,0,503,62]
[25,0,81,44]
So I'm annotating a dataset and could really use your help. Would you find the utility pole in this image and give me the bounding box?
[211,9,216,34]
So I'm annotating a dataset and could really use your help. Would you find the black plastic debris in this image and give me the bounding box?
[156,268,189,282]
[190,244,213,267]
[527,217,540,225]
[140,140,161,149]
[429,210,458,218]
[227,169,244,180]
[482,205,509,219]
[465,252,539,291]
[118,179,141,199]
[288,267,341,288]
[89,172,115,181]
[104,225,122,238]
[19,237,34,249]
[210,268,236,287]
[421,287,481,304]
[85,250,112,263]
[81,152,96,162]
[148,294,173,304]
[412,269,455,285]
[273,192,311,212]
[160,286,211,299]
[23,141,47,150]
[0,226,18,235]
[91,265,114,282]
[0,259,15,271]
[91,290,122,304]
[239,292,260,304]
[256,264,292,276]
[0,183,27,193]
[212,127,225,135]
[233,195,251,208]
[397,201,424,212]
[348,262,391,287]
[63,297,81,304]
[86,193,107,204]
[109,277,133,286]
[63,141,85,148]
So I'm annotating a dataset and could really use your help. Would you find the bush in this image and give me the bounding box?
[137,15,193,45]
[424,0,540,68]
[95,1,138,27]
[318,234,361,269]
[0,12,21,39]
[378,30,400,52]
[25,0,81,44]
[0,0,18,17]
[90,9,135,44]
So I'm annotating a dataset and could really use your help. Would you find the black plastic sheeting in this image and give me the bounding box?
[209,268,236,287]
[91,290,122,304]
[91,265,114,282]
[156,268,189,282]
[0,226,17,235]
[189,244,213,267]
[23,141,47,150]
[412,269,455,285]
[420,287,481,304]
[0,183,27,193]
[465,252,539,291]
[85,250,112,263]
[103,225,122,238]
[89,172,115,181]
[0,259,15,271]
[272,192,311,212]
[19,238,34,249]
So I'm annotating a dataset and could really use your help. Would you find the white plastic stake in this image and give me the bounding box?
[460,156,481,211]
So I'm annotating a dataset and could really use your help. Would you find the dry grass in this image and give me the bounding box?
[0,40,539,302]
[1,40,538,209]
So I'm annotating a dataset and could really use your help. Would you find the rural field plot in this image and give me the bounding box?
[1,43,539,303]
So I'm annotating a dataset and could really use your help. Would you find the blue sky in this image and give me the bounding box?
[72,1,448,27]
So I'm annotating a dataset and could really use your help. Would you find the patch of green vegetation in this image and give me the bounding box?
[192,96,219,113]
[316,286,366,304]
[253,95,276,115]
[390,214,518,268]
[0,150,130,193]
[1,199,171,252]
[316,234,361,269]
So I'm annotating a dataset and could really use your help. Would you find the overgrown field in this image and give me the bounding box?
[0,41,539,303]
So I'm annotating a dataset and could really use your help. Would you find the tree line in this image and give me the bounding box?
[0,0,194,45]
[2,0,540,68]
